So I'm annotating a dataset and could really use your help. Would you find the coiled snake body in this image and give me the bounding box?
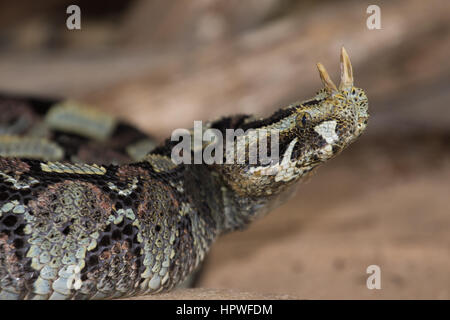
[0,48,368,299]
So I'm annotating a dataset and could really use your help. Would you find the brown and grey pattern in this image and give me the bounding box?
[0,48,368,299]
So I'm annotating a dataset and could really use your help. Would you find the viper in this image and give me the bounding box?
[0,48,368,299]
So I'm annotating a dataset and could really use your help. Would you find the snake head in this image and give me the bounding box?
[288,47,369,167]
[211,48,369,205]
[204,48,369,231]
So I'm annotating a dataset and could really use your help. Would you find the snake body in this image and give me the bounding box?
[0,48,368,299]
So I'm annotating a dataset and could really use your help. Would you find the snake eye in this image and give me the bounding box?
[296,112,311,128]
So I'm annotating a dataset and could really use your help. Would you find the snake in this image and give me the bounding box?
[0,48,368,299]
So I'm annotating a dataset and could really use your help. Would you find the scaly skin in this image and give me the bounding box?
[0,48,368,299]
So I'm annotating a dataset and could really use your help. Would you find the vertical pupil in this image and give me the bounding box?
[302,115,307,126]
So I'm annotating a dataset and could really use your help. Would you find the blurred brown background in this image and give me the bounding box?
[0,0,449,299]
